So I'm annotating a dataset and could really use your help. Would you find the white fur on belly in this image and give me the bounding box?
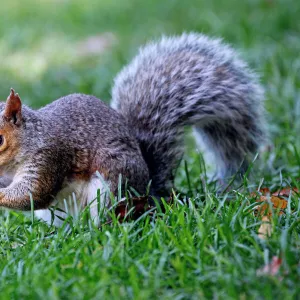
[34,174,110,227]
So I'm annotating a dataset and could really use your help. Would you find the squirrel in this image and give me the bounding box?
[0,33,265,226]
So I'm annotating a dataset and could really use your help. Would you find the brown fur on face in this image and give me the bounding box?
[0,89,22,172]
[0,121,21,171]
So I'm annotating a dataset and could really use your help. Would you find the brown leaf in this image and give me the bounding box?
[272,187,299,197]
[253,187,292,217]
[256,195,288,217]
[114,193,174,222]
[252,187,296,239]
[258,216,272,239]
[257,256,282,276]
[259,187,271,194]
[115,196,152,222]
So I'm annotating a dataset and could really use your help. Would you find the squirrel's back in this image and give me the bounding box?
[112,33,265,197]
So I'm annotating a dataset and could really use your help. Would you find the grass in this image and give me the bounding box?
[0,0,299,298]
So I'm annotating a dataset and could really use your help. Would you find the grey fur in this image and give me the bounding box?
[0,32,266,213]
[112,33,266,196]
[0,95,149,210]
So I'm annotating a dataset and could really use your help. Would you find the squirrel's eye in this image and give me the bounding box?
[0,135,4,146]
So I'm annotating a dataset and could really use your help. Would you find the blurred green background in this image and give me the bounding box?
[1,0,299,168]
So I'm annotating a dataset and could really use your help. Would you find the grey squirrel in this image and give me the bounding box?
[0,33,265,225]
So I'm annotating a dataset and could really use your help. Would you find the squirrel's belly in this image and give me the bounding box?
[35,174,110,227]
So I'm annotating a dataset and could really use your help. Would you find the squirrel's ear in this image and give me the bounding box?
[4,88,22,125]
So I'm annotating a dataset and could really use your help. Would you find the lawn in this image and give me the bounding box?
[0,0,299,298]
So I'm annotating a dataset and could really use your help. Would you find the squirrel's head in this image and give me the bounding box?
[0,88,23,171]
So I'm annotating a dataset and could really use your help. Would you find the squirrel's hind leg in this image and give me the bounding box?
[193,121,258,184]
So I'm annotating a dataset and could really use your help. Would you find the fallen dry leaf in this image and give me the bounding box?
[251,187,295,217]
[256,195,288,217]
[257,256,282,277]
[115,195,154,221]
[252,187,297,239]
[272,187,299,197]
[258,216,272,239]
[115,193,174,222]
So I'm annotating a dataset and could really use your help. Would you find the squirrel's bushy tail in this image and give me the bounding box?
[111,33,265,197]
